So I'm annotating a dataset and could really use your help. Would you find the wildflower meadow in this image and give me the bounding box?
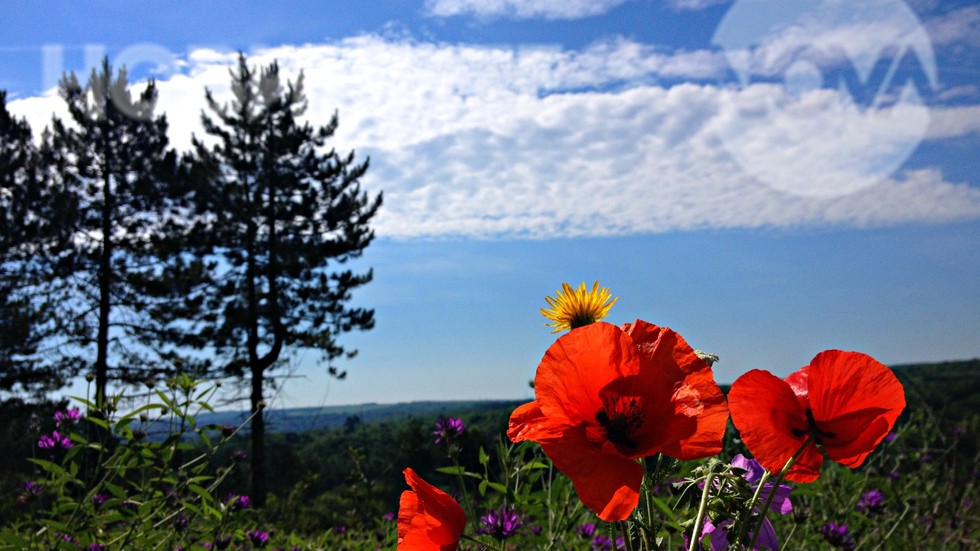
[2,282,976,549]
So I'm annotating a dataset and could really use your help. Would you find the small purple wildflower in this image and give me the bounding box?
[383,511,395,522]
[820,521,856,550]
[577,523,597,539]
[92,492,108,508]
[54,408,83,427]
[174,512,189,530]
[476,506,524,541]
[433,416,465,444]
[227,493,251,510]
[38,430,72,450]
[212,534,232,550]
[590,534,626,550]
[857,489,885,514]
[333,525,347,534]
[246,529,269,548]
[884,431,897,444]
[23,480,43,497]
[887,470,900,483]
[88,544,106,551]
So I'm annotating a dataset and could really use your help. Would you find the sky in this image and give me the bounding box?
[2,0,978,410]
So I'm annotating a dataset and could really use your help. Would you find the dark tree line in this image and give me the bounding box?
[0,54,382,506]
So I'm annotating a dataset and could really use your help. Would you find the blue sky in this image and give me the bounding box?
[2,0,978,409]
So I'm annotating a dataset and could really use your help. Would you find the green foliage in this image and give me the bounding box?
[1,364,977,550]
[2,377,252,549]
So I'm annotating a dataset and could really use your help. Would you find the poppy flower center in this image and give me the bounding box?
[791,408,837,443]
[595,396,644,449]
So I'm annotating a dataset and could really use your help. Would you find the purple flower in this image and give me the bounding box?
[38,430,73,450]
[23,480,43,497]
[884,431,897,443]
[701,517,779,551]
[174,512,189,530]
[731,455,793,516]
[577,523,598,539]
[54,408,83,427]
[247,530,269,548]
[92,493,108,508]
[591,534,626,550]
[820,521,856,550]
[433,416,465,444]
[476,506,524,540]
[697,455,791,550]
[226,493,251,510]
[211,534,232,550]
[88,544,106,551]
[383,511,395,522]
[857,489,885,514]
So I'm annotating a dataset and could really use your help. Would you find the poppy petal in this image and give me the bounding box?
[662,369,730,460]
[729,369,819,481]
[535,322,639,429]
[622,320,729,460]
[539,424,643,522]
[398,467,465,550]
[507,400,566,443]
[805,350,905,467]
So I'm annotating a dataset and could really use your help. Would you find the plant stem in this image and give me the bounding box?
[746,436,813,550]
[620,520,636,551]
[688,467,718,551]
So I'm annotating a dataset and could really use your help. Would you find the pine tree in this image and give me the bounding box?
[0,90,55,395]
[42,59,184,407]
[168,54,382,506]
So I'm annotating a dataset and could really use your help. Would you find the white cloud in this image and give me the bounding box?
[8,36,979,240]
[424,0,633,20]
[925,5,980,47]
[669,0,729,11]
[925,104,980,139]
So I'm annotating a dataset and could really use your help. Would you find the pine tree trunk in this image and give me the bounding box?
[96,151,112,409]
[250,364,266,508]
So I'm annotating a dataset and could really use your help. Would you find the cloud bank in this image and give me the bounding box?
[424,0,633,20]
[10,36,980,240]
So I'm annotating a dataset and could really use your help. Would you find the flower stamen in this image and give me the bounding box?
[596,396,643,449]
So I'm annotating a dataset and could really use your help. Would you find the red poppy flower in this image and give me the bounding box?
[508,320,729,521]
[728,350,905,483]
[397,467,466,550]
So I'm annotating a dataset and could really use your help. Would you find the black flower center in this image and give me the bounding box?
[596,396,644,449]
[791,408,836,442]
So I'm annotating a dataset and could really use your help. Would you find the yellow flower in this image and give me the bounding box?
[540,281,618,333]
